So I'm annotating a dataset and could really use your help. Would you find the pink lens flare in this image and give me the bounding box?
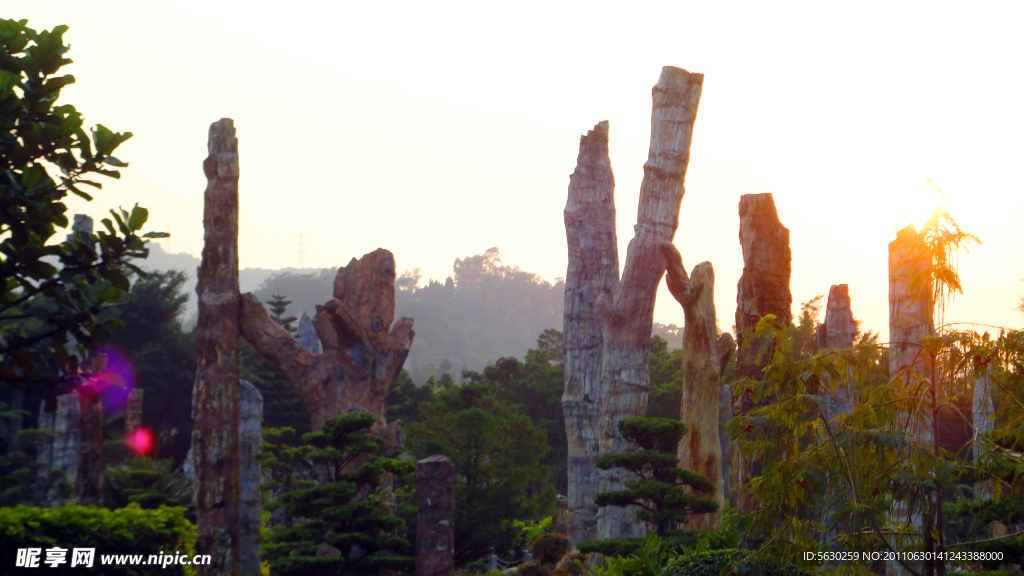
[125,427,155,456]
[74,346,136,412]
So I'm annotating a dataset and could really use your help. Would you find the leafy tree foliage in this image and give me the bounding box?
[595,417,718,536]
[385,369,434,427]
[460,334,567,493]
[647,335,685,421]
[0,19,166,400]
[0,503,196,576]
[105,269,195,463]
[728,315,1024,575]
[261,412,414,576]
[405,380,554,565]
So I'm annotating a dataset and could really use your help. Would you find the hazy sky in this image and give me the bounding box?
[18,1,1024,341]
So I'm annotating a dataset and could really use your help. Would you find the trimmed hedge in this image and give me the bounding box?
[662,549,812,576]
[0,504,196,575]
[577,530,733,558]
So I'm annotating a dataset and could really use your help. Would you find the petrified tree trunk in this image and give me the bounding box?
[416,455,455,576]
[972,364,995,504]
[718,383,732,505]
[239,248,413,437]
[296,312,322,354]
[38,393,80,493]
[888,225,934,443]
[661,244,725,531]
[594,67,703,539]
[125,388,144,435]
[7,390,23,454]
[193,117,242,576]
[562,120,618,546]
[731,192,791,508]
[820,284,855,350]
[819,284,857,415]
[61,215,105,506]
[734,193,792,386]
[76,391,103,506]
[239,380,263,576]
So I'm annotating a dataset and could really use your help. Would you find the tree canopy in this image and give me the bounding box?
[0,19,166,402]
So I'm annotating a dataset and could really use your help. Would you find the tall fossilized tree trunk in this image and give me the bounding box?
[972,365,994,499]
[661,244,726,531]
[239,381,263,576]
[732,192,791,509]
[193,118,242,576]
[562,120,618,546]
[62,215,105,506]
[734,193,792,385]
[819,284,857,416]
[888,225,934,443]
[76,388,103,506]
[592,67,703,540]
[239,248,413,438]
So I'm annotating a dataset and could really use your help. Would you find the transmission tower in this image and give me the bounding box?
[297,233,305,269]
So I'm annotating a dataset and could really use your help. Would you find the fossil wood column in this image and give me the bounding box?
[416,455,455,576]
[562,120,618,546]
[819,284,856,415]
[596,67,703,539]
[888,225,934,444]
[193,118,241,576]
[732,192,791,509]
[661,244,725,530]
[239,380,263,576]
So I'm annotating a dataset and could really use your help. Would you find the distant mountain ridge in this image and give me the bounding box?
[139,243,682,382]
[137,242,328,324]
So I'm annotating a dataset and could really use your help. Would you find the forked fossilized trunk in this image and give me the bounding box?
[239,248,413,441]
[593,67,703,539]
[661,244,726,531]
[192,118,242,576]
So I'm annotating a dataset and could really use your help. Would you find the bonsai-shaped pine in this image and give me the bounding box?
[261,412,415,576]
[596,417,718,536]
[258,427,317,529]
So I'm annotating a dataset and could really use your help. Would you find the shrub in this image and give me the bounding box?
[662,549,812,576]
[553,558,586,576]
[519,562,553,576]
[531,532,571,565]
[577,530,733,558]
[0,503,196,575]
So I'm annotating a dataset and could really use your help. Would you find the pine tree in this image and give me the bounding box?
[267,292,297,333]
[261,412,414,576]
[595,417,718,536]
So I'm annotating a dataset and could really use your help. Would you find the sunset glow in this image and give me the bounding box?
[14,1,1024,340]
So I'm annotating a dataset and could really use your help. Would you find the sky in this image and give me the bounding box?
[16,1,1024,342]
